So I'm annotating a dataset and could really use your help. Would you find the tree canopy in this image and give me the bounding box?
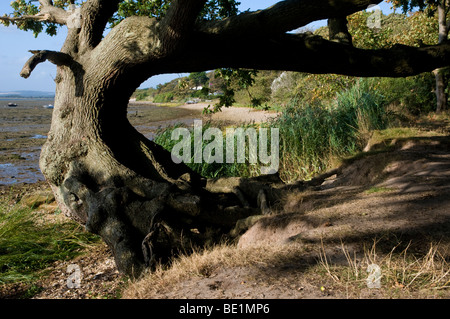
[387,0,444,12]
[2,0,450,83]
[1,0,241,36]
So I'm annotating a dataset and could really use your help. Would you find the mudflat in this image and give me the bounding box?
[0,99,54,185]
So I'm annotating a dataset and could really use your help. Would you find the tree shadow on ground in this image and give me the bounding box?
[238,134,450,282]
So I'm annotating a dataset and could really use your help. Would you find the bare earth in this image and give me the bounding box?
[1,101,449,299]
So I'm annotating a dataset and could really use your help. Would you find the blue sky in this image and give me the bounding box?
[0,1,392,92]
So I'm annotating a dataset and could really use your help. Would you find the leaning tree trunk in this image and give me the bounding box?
[41,66,262,277]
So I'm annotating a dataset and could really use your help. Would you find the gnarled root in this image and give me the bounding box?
[53,167,281,277]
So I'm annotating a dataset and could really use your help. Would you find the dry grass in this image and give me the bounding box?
[123,237,450,299]
[123,230,450,299]
[122,242,309,299]
[123,120,450,299]
[318,239,450,297]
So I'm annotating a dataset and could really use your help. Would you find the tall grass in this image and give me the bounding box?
[318,240,450,296]
[154,79,389,182]
[155,122,265,179]
[275,78,388,182]
[0,202,100,284]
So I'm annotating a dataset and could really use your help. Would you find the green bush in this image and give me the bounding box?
[375,75,436,115]
[153,92,174,103]
[134,88,155,101]
[154,79,389,182]
[191,87,210,99]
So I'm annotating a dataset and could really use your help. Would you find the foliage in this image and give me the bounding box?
[386,0,441,13]
[191,87,210,99]
[387,0,449,112]
[189,72,209,87]
[135,71,219,102]
[235,70,279,107]
[295,73,357,106]
[153,91,174,103]
[393,11,438,45]
[314,10,438,49]
[111,0,240,27]
[376,75,436,115]
[200,0,240,21]
[155,79,390,182]
[209,68,259,112]
[2,0,241,36]
[134,87,157,101]
[154,122,262,178]
[114,0,171,25]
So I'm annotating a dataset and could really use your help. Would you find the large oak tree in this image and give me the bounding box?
[2,0,450,277]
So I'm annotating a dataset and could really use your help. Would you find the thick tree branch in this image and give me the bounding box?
[162,0,207,32]
[74,0,122,53]
[164,32,450,79]
[97,10,450,91]
[262,35,450,77]
[199,0,382,36]
[0,15,41,23]
[0,6,68,25]
[37,0,54,6]
[159,0,207,53]
[20,50,73,79]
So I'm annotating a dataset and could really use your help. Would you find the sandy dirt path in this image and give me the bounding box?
[178,102,279,124]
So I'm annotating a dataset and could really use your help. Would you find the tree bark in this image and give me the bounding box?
[435,1,449,113]
[435,69,447,113]
[328,17,353,45]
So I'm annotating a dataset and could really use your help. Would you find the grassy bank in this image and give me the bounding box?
[155,79,391,182]
[0,193,100,291]
[275,79,389,181]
